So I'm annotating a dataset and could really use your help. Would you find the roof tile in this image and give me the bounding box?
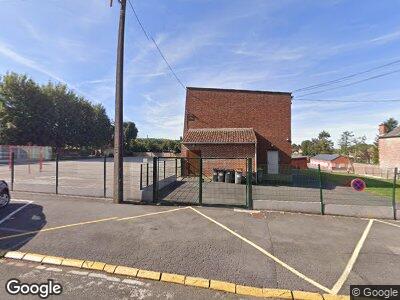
[183,128,257,144]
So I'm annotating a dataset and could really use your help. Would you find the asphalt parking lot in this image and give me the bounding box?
[0,191,399,298]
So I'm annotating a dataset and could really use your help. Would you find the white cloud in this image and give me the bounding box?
[0,41,91,99]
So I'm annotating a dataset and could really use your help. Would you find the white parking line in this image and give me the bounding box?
[374,219,400,228]
[189,206,333,294]
[0,200,33,226]
[331,219,374,294]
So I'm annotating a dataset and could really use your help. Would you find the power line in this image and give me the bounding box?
[127,0,150,41]
[293,98,400,103]
[292,58,400,93]
[294,68,400,97]
[127,0,186,90]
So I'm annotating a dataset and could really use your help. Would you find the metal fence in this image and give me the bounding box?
[3,153,149,200]
[152,157,253,208]
[3,151,398,219]
[255,164,399,220]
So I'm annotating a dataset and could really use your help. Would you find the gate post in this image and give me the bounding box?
[393,167,398,220]
[56,153,59,194]
[10,152,14,191]
[139,164,143,190]
[152,157,158,203]
[246,158,253,209]
[318,164,325,215]
[163,160,166,179]
[199,158,203,205]
[104,155,107,198]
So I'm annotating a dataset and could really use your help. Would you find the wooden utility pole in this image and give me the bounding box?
[111,0,126,203]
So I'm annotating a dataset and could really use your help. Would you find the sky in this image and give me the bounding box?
[0,0,400,146]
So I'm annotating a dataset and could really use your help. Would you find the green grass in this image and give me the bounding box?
[320,171,399,201]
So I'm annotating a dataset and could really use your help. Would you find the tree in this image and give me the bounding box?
[123,122,138,144]
[313,131,334,154]
[300,140,315,156]
[0,73,54,145]
[0,73,113,150]
[292,143,300,154]
[383,117,398,132]
[338,131,355,156]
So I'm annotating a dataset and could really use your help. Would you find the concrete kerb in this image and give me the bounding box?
[2,251,350,300]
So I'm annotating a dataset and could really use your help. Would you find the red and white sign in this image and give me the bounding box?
[351,178,366,192]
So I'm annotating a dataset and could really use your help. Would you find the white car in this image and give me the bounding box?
[0,180,10,208]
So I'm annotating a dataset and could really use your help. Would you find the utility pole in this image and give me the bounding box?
[111,0,126,203]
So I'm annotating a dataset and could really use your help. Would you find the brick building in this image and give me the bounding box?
[378,123,400,169]
[181,87,292,175]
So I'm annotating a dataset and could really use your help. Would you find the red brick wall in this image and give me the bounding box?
[183,88,292,167]
[181,144,255,176]
[379,137,400,169]
[291,157,308,169]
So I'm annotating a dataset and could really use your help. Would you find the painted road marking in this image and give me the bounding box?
[331,219,374,295]
[3,251,350,299]
[374,219,400,228]
[189,207,332,294]
[117,206,190,221]
[0,206,188,241]
[0,216,118,241]
[0,200,33,226]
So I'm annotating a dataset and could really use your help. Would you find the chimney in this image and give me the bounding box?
[379,123,388,136]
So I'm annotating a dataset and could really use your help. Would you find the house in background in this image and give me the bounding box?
[378,123,400,169]
[181,87,292,175]
[309,154,351,171]
[291,155,308,169]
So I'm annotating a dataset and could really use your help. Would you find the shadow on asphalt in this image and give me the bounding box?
[0,203,46,255]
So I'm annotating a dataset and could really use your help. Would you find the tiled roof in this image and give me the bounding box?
[311,154,341,161]
[183,128,257,144]
[381,126,400,138]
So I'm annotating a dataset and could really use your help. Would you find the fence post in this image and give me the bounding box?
[318,164,325,215]
[152,157,158,203]
[199,158,203,205]
[10,152,14,191]
[146,163,149,187]
[393,167,398,220]
[246,158,253,209]
[56,153,59,194]
[139,164,143,190]
[103,155,107,198]
[163,160,166,179]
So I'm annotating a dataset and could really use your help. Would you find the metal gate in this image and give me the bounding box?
[151,157,253,208]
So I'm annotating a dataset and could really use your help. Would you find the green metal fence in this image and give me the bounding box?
[254,164,399,219]
[152,157,252,208]
[3,150,399,218]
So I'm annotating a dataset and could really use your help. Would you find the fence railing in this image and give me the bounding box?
[255,164,399,220]
[151,157,253,208]
[3,151,399,219]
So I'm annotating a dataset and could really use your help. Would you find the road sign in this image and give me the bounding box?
[351,178,366,192]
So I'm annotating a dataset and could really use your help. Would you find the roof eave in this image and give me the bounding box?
[182,142,256,145]
[186,86,292,96]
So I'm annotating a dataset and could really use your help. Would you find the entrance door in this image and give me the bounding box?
[267,151,279,174]
[186,150,201,176]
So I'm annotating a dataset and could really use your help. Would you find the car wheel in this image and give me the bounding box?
[0,192,10,208]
